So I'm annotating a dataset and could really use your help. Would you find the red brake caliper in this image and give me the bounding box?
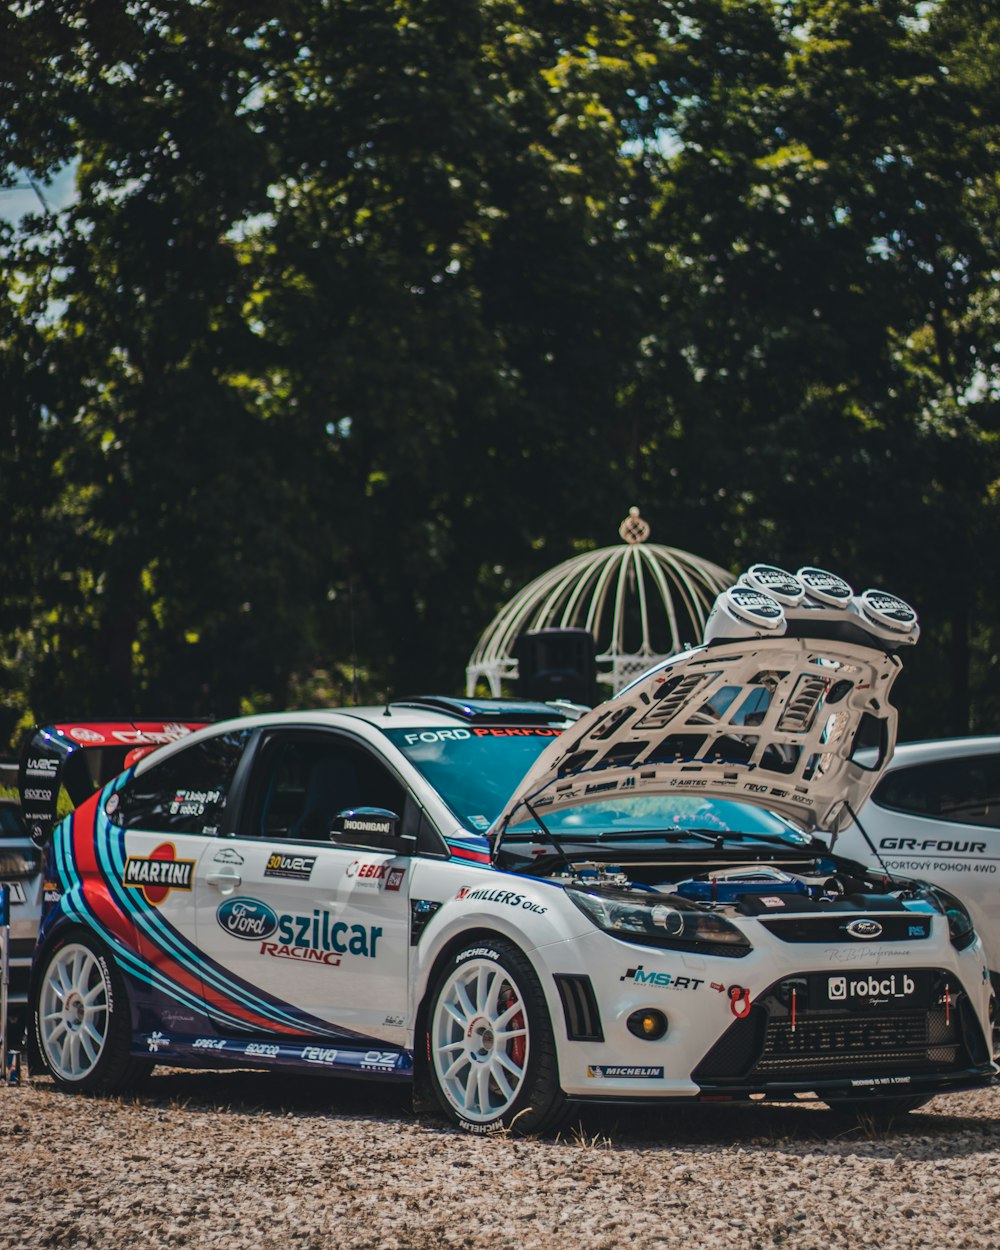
[500,984,526,1066]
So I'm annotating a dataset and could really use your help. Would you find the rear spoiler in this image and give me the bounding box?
[19,722,208,843]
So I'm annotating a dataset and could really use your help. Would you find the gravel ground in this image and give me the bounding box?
[2,1069,1000,1250]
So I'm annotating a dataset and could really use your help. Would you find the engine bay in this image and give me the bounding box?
[544,853,945,921]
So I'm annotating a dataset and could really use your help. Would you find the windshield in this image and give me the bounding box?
[0,804,26,839]
[383,725,809,845]
[384,726,562,831]
[507,795,809,844]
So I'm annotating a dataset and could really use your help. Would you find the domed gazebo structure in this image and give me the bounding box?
[466,508,735,698]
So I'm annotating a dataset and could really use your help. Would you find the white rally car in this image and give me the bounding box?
[24,567,996,1133]
[837,737,1000,998]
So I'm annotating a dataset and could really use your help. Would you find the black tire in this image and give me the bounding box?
[32,932,153,1093]
[425,938,567,1135]
[824,1095,933,1124]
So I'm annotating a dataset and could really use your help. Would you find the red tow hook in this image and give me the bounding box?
[729,986,752,1019]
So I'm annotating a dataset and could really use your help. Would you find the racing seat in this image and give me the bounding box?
[288,755,361,841]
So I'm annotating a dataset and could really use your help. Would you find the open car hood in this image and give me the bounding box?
[494,635,905,838]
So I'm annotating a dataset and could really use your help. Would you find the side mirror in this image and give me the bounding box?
[330,807,414,855]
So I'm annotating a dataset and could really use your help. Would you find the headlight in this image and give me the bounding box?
[566,888,752,958]
[912,884,976,951]
[0,847,41,879]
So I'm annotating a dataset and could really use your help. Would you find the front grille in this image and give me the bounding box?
[693,968,978,1085]
[755,1010,956,1073]
[760,915,931,943]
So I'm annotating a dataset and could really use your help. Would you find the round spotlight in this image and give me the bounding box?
[797,566,854,607]
[858,589,919,634]
[627,1009,668,1041]
[740,564,805,606]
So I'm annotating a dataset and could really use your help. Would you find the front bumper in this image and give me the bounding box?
[545,925,996,1100]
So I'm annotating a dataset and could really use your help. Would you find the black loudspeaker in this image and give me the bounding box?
[514,628,597,706]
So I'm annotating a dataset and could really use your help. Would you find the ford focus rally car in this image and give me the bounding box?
[23,566,996,1133]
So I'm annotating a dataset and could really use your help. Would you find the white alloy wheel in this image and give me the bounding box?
[38,942,112,1081]
[430,956,530,1124]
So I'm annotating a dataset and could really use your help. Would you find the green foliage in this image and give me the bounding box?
[1,0,998,747]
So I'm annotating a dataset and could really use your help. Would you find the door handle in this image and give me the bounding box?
[205,869,242,891]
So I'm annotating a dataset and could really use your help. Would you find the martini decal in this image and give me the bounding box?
[123,842,196,906]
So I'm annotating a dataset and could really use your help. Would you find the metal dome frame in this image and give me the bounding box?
[466,509,734,698]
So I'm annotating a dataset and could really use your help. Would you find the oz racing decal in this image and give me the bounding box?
[216,897,382,967]
[123,843,195,905]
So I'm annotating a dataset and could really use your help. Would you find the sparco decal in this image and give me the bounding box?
[455,886,547,915]
[123,843,195,905]
[244,1043,279,1058]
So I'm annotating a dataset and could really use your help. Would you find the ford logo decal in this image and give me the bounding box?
[845,918,883,939]
[217,897,278,941]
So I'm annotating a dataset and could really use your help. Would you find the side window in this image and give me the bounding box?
[110,730,250,836]
[873,754,1000,829]
[253,734,408,843]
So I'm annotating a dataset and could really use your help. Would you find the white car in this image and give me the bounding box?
[839,737,1000,992]
[22,567,996,1133]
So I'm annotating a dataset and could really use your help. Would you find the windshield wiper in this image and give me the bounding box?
[684,827,815,849]
[520,799,574,872]
[502,827,721,846]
